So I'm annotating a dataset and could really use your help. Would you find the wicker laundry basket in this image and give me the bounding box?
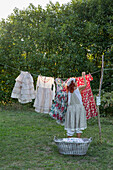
[54,137,92,155]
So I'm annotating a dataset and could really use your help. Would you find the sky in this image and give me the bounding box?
[0,0,71,20]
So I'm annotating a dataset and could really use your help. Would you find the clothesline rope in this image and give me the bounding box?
[0,62,113,78]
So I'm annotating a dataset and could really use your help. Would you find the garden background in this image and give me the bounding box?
[0,0,113,115]
[0,0,113,168]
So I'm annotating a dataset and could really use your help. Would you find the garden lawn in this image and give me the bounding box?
[0,108,113,170]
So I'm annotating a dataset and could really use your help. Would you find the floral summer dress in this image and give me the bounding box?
[77,74,98,119]
[49,78,68,125]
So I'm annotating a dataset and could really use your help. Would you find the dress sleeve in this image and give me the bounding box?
[88,73,93,81]
[37,75,40,87]
[68,92,71,105]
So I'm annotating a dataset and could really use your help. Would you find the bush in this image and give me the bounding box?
[100,91,113,117]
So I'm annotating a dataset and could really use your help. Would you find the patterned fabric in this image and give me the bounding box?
[34,75,55,113]
[49,89,68,125]
[49,74,97,125]
[65,89,87,132]
[49,78,68,124]
[11,71,35,103]
[77,74,98,119]
[55,78,65,92]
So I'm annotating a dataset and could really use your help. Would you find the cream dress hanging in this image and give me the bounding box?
[11,71,35,103]
[34,75,55,114]
[65,88,87,132]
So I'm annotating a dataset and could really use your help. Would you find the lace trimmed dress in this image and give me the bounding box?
[11,71,35,103]
[65,88,87,132]
[34,75,55,113]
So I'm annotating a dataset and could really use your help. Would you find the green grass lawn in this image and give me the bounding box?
[0,107,113,170]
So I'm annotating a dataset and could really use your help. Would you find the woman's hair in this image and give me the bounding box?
[66,80,76,93]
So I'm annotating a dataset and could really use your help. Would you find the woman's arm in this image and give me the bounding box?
[79,72,87,92]
[68,92,71,106]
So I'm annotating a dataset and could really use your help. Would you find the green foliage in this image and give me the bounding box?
[0,0,113,116]
[100,91,113,116]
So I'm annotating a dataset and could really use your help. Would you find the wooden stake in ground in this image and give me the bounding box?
[97,54,104,143]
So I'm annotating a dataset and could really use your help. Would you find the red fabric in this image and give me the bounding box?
[76,74,98,119]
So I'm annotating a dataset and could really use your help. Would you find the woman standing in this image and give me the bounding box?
[65,72,87,138]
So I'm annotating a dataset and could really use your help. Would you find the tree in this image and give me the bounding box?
[0,0,113,104]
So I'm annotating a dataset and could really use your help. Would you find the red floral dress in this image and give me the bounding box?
[77,74,98,119]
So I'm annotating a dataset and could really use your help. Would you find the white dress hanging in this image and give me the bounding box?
[11,71,35,103]
[34,75,55,113]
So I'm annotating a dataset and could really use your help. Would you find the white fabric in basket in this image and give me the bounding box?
[63,138,84,143]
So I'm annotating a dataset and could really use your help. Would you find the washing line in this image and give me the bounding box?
[0,62,113,78]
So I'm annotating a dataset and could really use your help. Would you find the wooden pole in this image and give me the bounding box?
[99,55,104,97]
[97,54,104,143]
